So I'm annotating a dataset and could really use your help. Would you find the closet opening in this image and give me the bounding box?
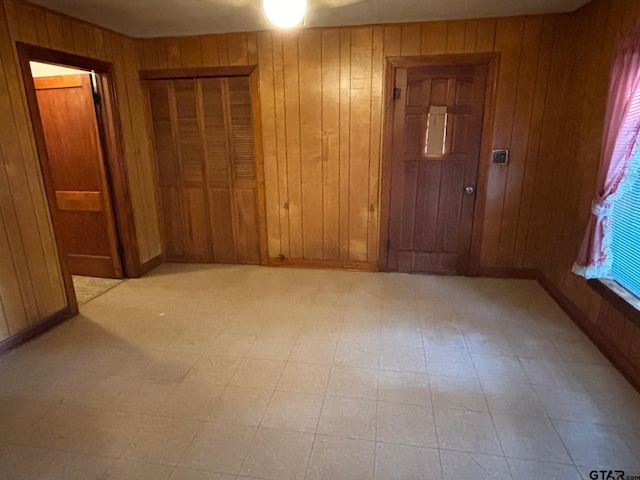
[141,66,267,266]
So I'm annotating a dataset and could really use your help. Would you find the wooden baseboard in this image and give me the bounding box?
[0,306,74,355]
[139,254,163,276]
[268,257,377,272]
[475,266,539,279]
[537,273,640,394]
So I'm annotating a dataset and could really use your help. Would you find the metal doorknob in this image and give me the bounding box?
[464,186,475,195]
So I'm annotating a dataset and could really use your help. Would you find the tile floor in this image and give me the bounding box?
[1,263,639,479]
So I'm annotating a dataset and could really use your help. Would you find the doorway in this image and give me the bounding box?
[380,55,496,275]
[31,63,122,279]
[18,43,141,312]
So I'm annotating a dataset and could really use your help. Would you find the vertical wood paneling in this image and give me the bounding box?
[282,33,303,259]
[7,1,160,268]
[400,24,421,56]
[202,35,220,66]
[272,34,290,258]
[227,33,248,66]
[480,17,524,267]
[512,16,556,267]
[166,38,181,68]
[349,27,372,262]
[367,25,384,265]
[339,28,351,260]
[530,0,640,383]
[179,36,202,67]
[45,11,63,50]
[298,30,323,260]
[257,32,281,257]
[446,21,466,53]
[420,21,446,55]
[0,0,64,340]
[496,17,543,266]
[136,13,579,270]
[122,36,162,258]
[321,29,340,260]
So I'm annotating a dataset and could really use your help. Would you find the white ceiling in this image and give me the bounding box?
[28,0,592,38]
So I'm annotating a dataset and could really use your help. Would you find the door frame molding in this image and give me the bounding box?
[378,53,500,275]
[139,65,269,266]
[16,42,142,313]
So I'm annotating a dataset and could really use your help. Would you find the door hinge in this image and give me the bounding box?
[393,87,401,100]
[387,239,391,251]
[93,92,102,106]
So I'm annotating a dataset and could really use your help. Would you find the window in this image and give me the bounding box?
[572,25,640,308]
[610,149,640,298]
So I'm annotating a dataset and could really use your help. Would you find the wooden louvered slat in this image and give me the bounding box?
[227,76,256,182]
[174,79,205,185]
[200,77,231,189]
[148,81,178,186]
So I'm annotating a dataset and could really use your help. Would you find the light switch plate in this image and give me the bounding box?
[492,149,509,165]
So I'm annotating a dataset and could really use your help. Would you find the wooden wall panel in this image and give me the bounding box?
[4,0,161,266]
[0,0,66,342]
[529,0,640,384]
[138,15,564,268]
[0,0,161,346]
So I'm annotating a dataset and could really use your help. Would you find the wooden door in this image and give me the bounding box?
[35,74,123,278]
[147,76,261,264]
[387,63,488,274]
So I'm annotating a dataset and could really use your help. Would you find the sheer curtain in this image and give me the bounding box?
[573,25,640,279]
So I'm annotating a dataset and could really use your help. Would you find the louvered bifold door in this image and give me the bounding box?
[225,76,260,264]
[148,80,187,261]
[147,76,260,264]
[200,77,238,263]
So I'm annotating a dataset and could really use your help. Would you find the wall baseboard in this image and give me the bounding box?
[537,273,640,393]
[268,257,377,272]
[139,254,163,276]
[0,306,74,356]
[476,266,538,279]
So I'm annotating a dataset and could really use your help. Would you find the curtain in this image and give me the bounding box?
[573,25,640,279]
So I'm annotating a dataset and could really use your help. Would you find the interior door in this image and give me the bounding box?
[35,74,123,278]
[387,63,488,274]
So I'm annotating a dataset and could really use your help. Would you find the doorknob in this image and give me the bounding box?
[464,186,475,195]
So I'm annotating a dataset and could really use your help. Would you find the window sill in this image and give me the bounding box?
[588,278,640,328]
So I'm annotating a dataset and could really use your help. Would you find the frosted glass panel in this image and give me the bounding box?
[425,105,448,155]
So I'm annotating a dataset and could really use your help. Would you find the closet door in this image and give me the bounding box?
[147,76,261,264]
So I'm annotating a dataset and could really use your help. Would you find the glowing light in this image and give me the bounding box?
[263,0,306,28]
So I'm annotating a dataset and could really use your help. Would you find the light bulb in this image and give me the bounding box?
[263,0,306,28]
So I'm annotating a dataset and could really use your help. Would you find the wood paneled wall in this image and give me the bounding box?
[3,0,161,265]
[0,0,161,345]
[0,0,65,339]
[3,0,639,384]
[137,15,566,268]
[532,0,640,382]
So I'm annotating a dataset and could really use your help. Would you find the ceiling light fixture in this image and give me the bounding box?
[263,0,306,28]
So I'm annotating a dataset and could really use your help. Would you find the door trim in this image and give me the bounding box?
[16,43,142,312]
[140,65,268,266]
[378,53,500,275]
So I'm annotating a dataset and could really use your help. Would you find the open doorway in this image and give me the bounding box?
[31,61,123,303]
[18,43,141,311]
